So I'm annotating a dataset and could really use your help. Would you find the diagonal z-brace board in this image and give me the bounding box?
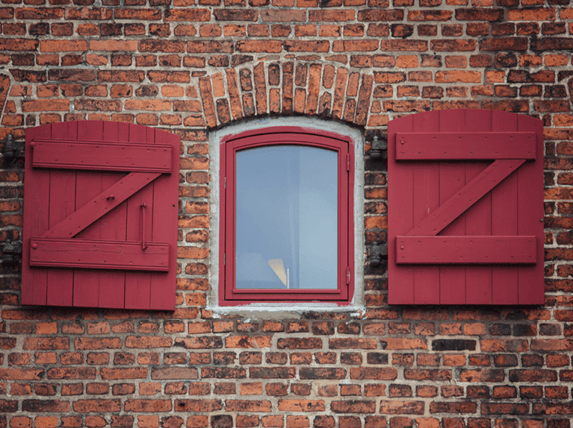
[29,172,167,271]
[388,110,544,305]
[41,172,161,239]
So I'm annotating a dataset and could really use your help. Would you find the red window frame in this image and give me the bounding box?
[219,127,355,306]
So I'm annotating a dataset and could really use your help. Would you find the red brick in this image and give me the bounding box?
[114,8,161,20]
[22,400,70,412]
[21,100,69,112]
[508,8,555,21]
[0,369,42,380]
[331,401,376,414]
[309,10,355,22]
[40,40,87,52]
[261,9,306,22]
[124,399,172,412]
[430,402,477,414]
[405,369,452,381]
[408,10,453,21]
[90,40,138,51]
[100,368,148,380]
[16,8,63,20]
[174,399,223,412]
[435,71,481,83]
[480,37,528,51]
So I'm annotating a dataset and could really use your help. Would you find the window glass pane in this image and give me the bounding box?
[235,145,338,290]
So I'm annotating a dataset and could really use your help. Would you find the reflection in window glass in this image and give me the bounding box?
[235,145,338,290]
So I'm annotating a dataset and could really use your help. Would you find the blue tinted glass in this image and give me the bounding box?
[235,145,338,290]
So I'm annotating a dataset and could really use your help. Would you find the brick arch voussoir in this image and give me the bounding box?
[197,62,376,130]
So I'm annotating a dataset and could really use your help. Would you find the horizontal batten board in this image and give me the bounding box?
[396,236,537,264]
[29,238,169,271]
[32,140,172,173]
[395,132,536,160]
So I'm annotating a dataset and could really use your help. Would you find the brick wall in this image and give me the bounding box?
[1,1,573,428]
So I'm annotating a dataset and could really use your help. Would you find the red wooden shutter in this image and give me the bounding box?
[388,110,544,305]
[21,121,180,310]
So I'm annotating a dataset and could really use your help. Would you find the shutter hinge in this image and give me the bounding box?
[346,153,350,171]
[346,266,350,285]
[2,135,24,164]
[224,177,226,189]
[224,253,226,265]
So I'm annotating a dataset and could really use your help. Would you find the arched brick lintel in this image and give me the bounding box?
[197,62,382,130]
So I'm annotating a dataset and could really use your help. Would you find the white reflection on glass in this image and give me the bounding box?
[235,145,338,290]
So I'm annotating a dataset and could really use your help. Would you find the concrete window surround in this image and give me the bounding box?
[208,117,365,315]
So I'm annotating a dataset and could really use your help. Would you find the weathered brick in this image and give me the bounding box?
[351,368,397,380]
[380,401,425,415]
[250,367,296,379]
[174,399,223,412]
[331,401,376,414]
[100,368,148,380]
[47,368,96,380]
[22,400,70,412]
[480,38,528,51]
[429,402,477,414]
[459,369,506,382]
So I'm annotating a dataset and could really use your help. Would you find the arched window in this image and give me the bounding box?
[219,127,355,305]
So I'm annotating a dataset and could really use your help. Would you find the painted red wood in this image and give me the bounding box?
[412,112,440,304]
[406,160,526,237]
[42,172,161,239]
[219,127,354,305]
[395,132,536,160]
[396,236,537,264]
[73,122,103,307]
[463,109,494,305]
[45,122,76,307]
[148,126,180,310]
[29,238,169,271]
[32,140,172,172]
[516,113,545,305]
[100,122,133,309]
[21,123,50,306]
[124,123,152,309]
[388,110,544,305]
[22,121,179,310]
[445,110,489,304]
[491,113,520,304]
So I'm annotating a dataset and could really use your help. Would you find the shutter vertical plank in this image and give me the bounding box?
[491,112,519,304]
[389,115,415,304]
[73,121,105,307]
[21,124,51,305]
[97,121,128,309]
[517,114,545,304]
[111,122,149,309]
[412,112,440,304]
[124,124,153,309]
[46,122,76,307]
[149,128,179,310]
[464,109,494,304]
[438,109,468,305]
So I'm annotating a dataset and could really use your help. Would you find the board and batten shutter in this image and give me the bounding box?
[22,121,180,310]
[388,110,544,305]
